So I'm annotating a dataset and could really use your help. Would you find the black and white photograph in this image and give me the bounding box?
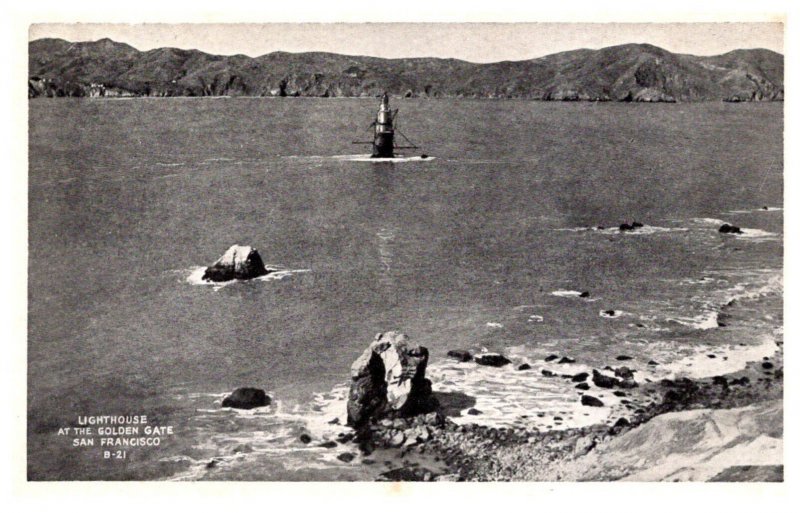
[11,4,791,491]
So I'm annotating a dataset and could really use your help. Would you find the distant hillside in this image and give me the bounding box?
[28,38,783,102]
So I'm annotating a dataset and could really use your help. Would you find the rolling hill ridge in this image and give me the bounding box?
[28,38,784,102]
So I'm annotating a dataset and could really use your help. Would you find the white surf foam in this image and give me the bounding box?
[167,385,355,481]
[643,333,780,381]
[736,228,780,240]
[555,225,686,235]
[693,217,729,226]
[726,207,783,214]
[185,266,310,291]
[667,311,719,330]
[428,360,619,431]
[691,218,780,240]
[613,226,689,235]
[551,290,584,297]
[330,154,435,163]
[708,269,783,304]
[554,227,598,232]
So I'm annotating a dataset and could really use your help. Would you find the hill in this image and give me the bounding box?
[28,38,783,101]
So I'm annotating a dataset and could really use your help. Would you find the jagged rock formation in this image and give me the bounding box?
[29,39,783,101]
[346,332,438,428]
[202,245,270,282]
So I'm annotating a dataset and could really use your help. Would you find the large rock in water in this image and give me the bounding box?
[202,245,270,282]
[346,332,438,428]
[222,387,271,409]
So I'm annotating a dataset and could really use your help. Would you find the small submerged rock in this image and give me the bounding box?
[447,349,473,362]
[712,376,729,387]
[592,370,618,389]
[719,223,743,234]
[581,395,604,407]
[475,354,512,367]
[337,452,355,463]
[377,467,431,481]
[619,221,644,231]
[517,363,532,371]
[202,245,271,282]
[222,387,271,409]
[610,417,630,433]
[614,367,635,380]
[592,369,636,389]
[574,436,597,456]
[232,444,254,454]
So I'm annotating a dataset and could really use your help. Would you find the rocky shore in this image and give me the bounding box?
[422,346,783,481]
[311,331,783,482]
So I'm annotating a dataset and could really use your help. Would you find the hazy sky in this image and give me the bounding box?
[29,23,783,62]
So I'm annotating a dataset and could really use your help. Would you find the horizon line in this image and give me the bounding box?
[29,36,785,65]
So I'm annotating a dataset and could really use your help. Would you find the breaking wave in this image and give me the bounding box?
[184,266,310,291]
[551,290,584,297]
[288,154,435,163]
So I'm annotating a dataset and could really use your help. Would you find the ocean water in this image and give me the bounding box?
[28,98,783,480]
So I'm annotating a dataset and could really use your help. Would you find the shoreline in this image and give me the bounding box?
[369,340,783,481]
[170,261,783,482]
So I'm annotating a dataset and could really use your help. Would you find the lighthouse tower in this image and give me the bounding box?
[372,93,395,158]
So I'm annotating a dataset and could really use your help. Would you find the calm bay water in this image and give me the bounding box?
[28,98,782,480]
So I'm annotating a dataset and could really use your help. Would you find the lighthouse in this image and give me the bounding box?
[372,93,395,158]
[353,92,419,158]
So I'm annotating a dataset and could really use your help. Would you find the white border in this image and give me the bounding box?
[1,1,795,511]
